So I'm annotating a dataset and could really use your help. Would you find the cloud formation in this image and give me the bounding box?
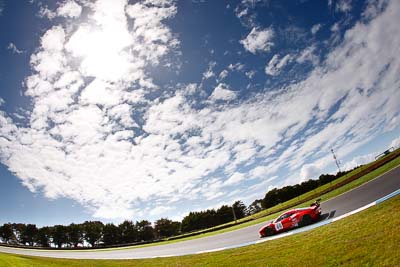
[57,0,82,18]
[311,23,322,35]
[7,42,24,54]
[391,136,400,149]
[342,152,376,171]
[240,27,274,54]
[336,0,352,13]
[265,54,294,76]
[1,0,180,219]
[209,83,237,102]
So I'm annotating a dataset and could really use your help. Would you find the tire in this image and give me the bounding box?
[300,214,312,227]
[264,227,274,237]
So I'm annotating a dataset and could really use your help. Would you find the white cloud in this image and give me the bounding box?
[218,70,229,80]
[209,83,237,101]
[390,136,400,149]
[236,7,248,18]
[30,26,66,80]
[65,5,135,82]
[362,0,387,20]
[228,62,245,71]
[300,163,322,181]
[248,176,277,192]
[249,165,274,178]
[265,54,293,76]
[0,0,180,219]
[41,26,66,51]
[224,172,245,186]
[342,152,376,171]
[217,63,244,81]
[311,23,322,35]
[240,27,274,54]
[245,70,256,79]
[57,0,82,18]
[336,0,352,13]
[80,80,122,106]
[241,0,263,7]
[149,205,174,216]
[202,61,216,80]
[7,42,23,54]
[94,204,137,219]
[38,6,57,20]
[203,69,214,80]
[296,45,319,65]
[331,22,340,32]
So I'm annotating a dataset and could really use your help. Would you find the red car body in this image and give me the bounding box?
[259,200,322,237]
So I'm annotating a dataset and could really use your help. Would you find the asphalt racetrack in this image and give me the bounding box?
[1,165,399,259]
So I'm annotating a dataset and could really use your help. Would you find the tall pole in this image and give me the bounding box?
[331,148,341,173]
[231,205,237,223]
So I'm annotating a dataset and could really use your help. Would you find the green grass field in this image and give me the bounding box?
[1,194,399,266]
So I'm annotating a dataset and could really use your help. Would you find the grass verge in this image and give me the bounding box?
[1,194,399,266]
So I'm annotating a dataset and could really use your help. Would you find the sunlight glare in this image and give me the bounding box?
[66,23,133,82]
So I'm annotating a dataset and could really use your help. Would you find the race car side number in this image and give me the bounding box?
[275,222,283,231]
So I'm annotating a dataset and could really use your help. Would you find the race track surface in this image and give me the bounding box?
[1,165,399,259]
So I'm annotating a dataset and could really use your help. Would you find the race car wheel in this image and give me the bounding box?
[300,214,312,226]
[264,227,274,237]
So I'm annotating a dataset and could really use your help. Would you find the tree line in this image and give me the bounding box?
[0,201,247,248]
[248,168,357,211]
[181,201,246,232]
[0,219,181,248]
[0,166,359,248]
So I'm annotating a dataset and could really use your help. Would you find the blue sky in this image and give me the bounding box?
[0,0,399,226]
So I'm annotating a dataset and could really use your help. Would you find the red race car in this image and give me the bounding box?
[259,199,322,237]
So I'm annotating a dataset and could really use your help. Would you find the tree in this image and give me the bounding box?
[83,221,103,247]
[181,212,197,232]
[67,223,83,247]
[51,225,68,248]
[118,220,137,244]
[232,200,246,220]
[216,205,233,224]
[318,174,334,185]
[260,168,358,211]
[36,227,51,247]
[154,218,180,238]
[0,223,15,244]
[246,199,263,215]
[181,203,247,233]
[136,220,154,242]
[12,223,26,245]
[102,223,121,246]
[20,224,38,246]
[263,188,281,208]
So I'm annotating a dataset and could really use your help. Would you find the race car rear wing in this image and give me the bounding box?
[310,198,321,208]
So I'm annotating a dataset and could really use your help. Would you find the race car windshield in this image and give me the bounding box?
[274,212,293,222]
